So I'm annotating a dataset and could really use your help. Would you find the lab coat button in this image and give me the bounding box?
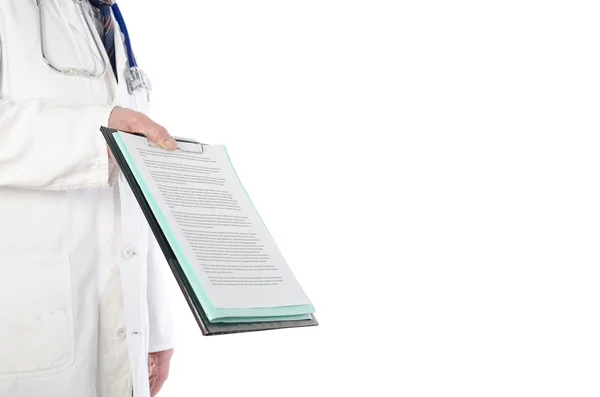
[116,328,126,339]
[122,245,136,259]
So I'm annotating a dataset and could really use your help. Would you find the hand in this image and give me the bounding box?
[148,348,174,397]
[108,107,177,151]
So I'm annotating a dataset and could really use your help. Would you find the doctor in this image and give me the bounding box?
[0,0,176,396]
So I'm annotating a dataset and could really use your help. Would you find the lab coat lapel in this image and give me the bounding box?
[111,16,153,397]
[113,27,131,106]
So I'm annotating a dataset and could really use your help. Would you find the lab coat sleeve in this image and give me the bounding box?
[146,229,175,353]
[0,98,116,190]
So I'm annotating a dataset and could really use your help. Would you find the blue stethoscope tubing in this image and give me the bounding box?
[109,2,151,93]
[111,3,137,68]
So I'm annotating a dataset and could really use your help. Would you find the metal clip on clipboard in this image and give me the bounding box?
[146,136,205,154]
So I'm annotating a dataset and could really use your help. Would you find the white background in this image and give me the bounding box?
[121,1,600,396]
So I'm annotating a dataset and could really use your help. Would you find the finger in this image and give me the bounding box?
[150,363,169,396]
[150,376,167,396]
[139,119,176,151]
[149,377,155,394]
[148,361,156,390]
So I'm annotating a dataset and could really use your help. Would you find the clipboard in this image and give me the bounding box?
[101,127,318,336]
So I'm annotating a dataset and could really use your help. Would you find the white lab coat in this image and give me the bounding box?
[0,1,174,396]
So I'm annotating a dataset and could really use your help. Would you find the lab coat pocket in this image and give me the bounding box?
[0,253,75,378]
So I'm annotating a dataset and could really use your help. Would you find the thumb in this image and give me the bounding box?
[137,117,177,150]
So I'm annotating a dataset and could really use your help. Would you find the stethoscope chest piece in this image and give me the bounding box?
[127,67,152,94]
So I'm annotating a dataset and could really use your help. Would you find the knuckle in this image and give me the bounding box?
[128,112,145,132]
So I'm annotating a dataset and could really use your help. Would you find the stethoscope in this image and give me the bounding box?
[35,0,151,94]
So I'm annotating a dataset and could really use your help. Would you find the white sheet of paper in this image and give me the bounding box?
[119,133,312,309]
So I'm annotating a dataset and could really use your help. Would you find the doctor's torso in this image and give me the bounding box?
[0,1,156,396]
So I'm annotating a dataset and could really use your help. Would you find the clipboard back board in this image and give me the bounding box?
[101,127,318,335]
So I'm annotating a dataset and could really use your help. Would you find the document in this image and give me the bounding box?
[111,131,315,325]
